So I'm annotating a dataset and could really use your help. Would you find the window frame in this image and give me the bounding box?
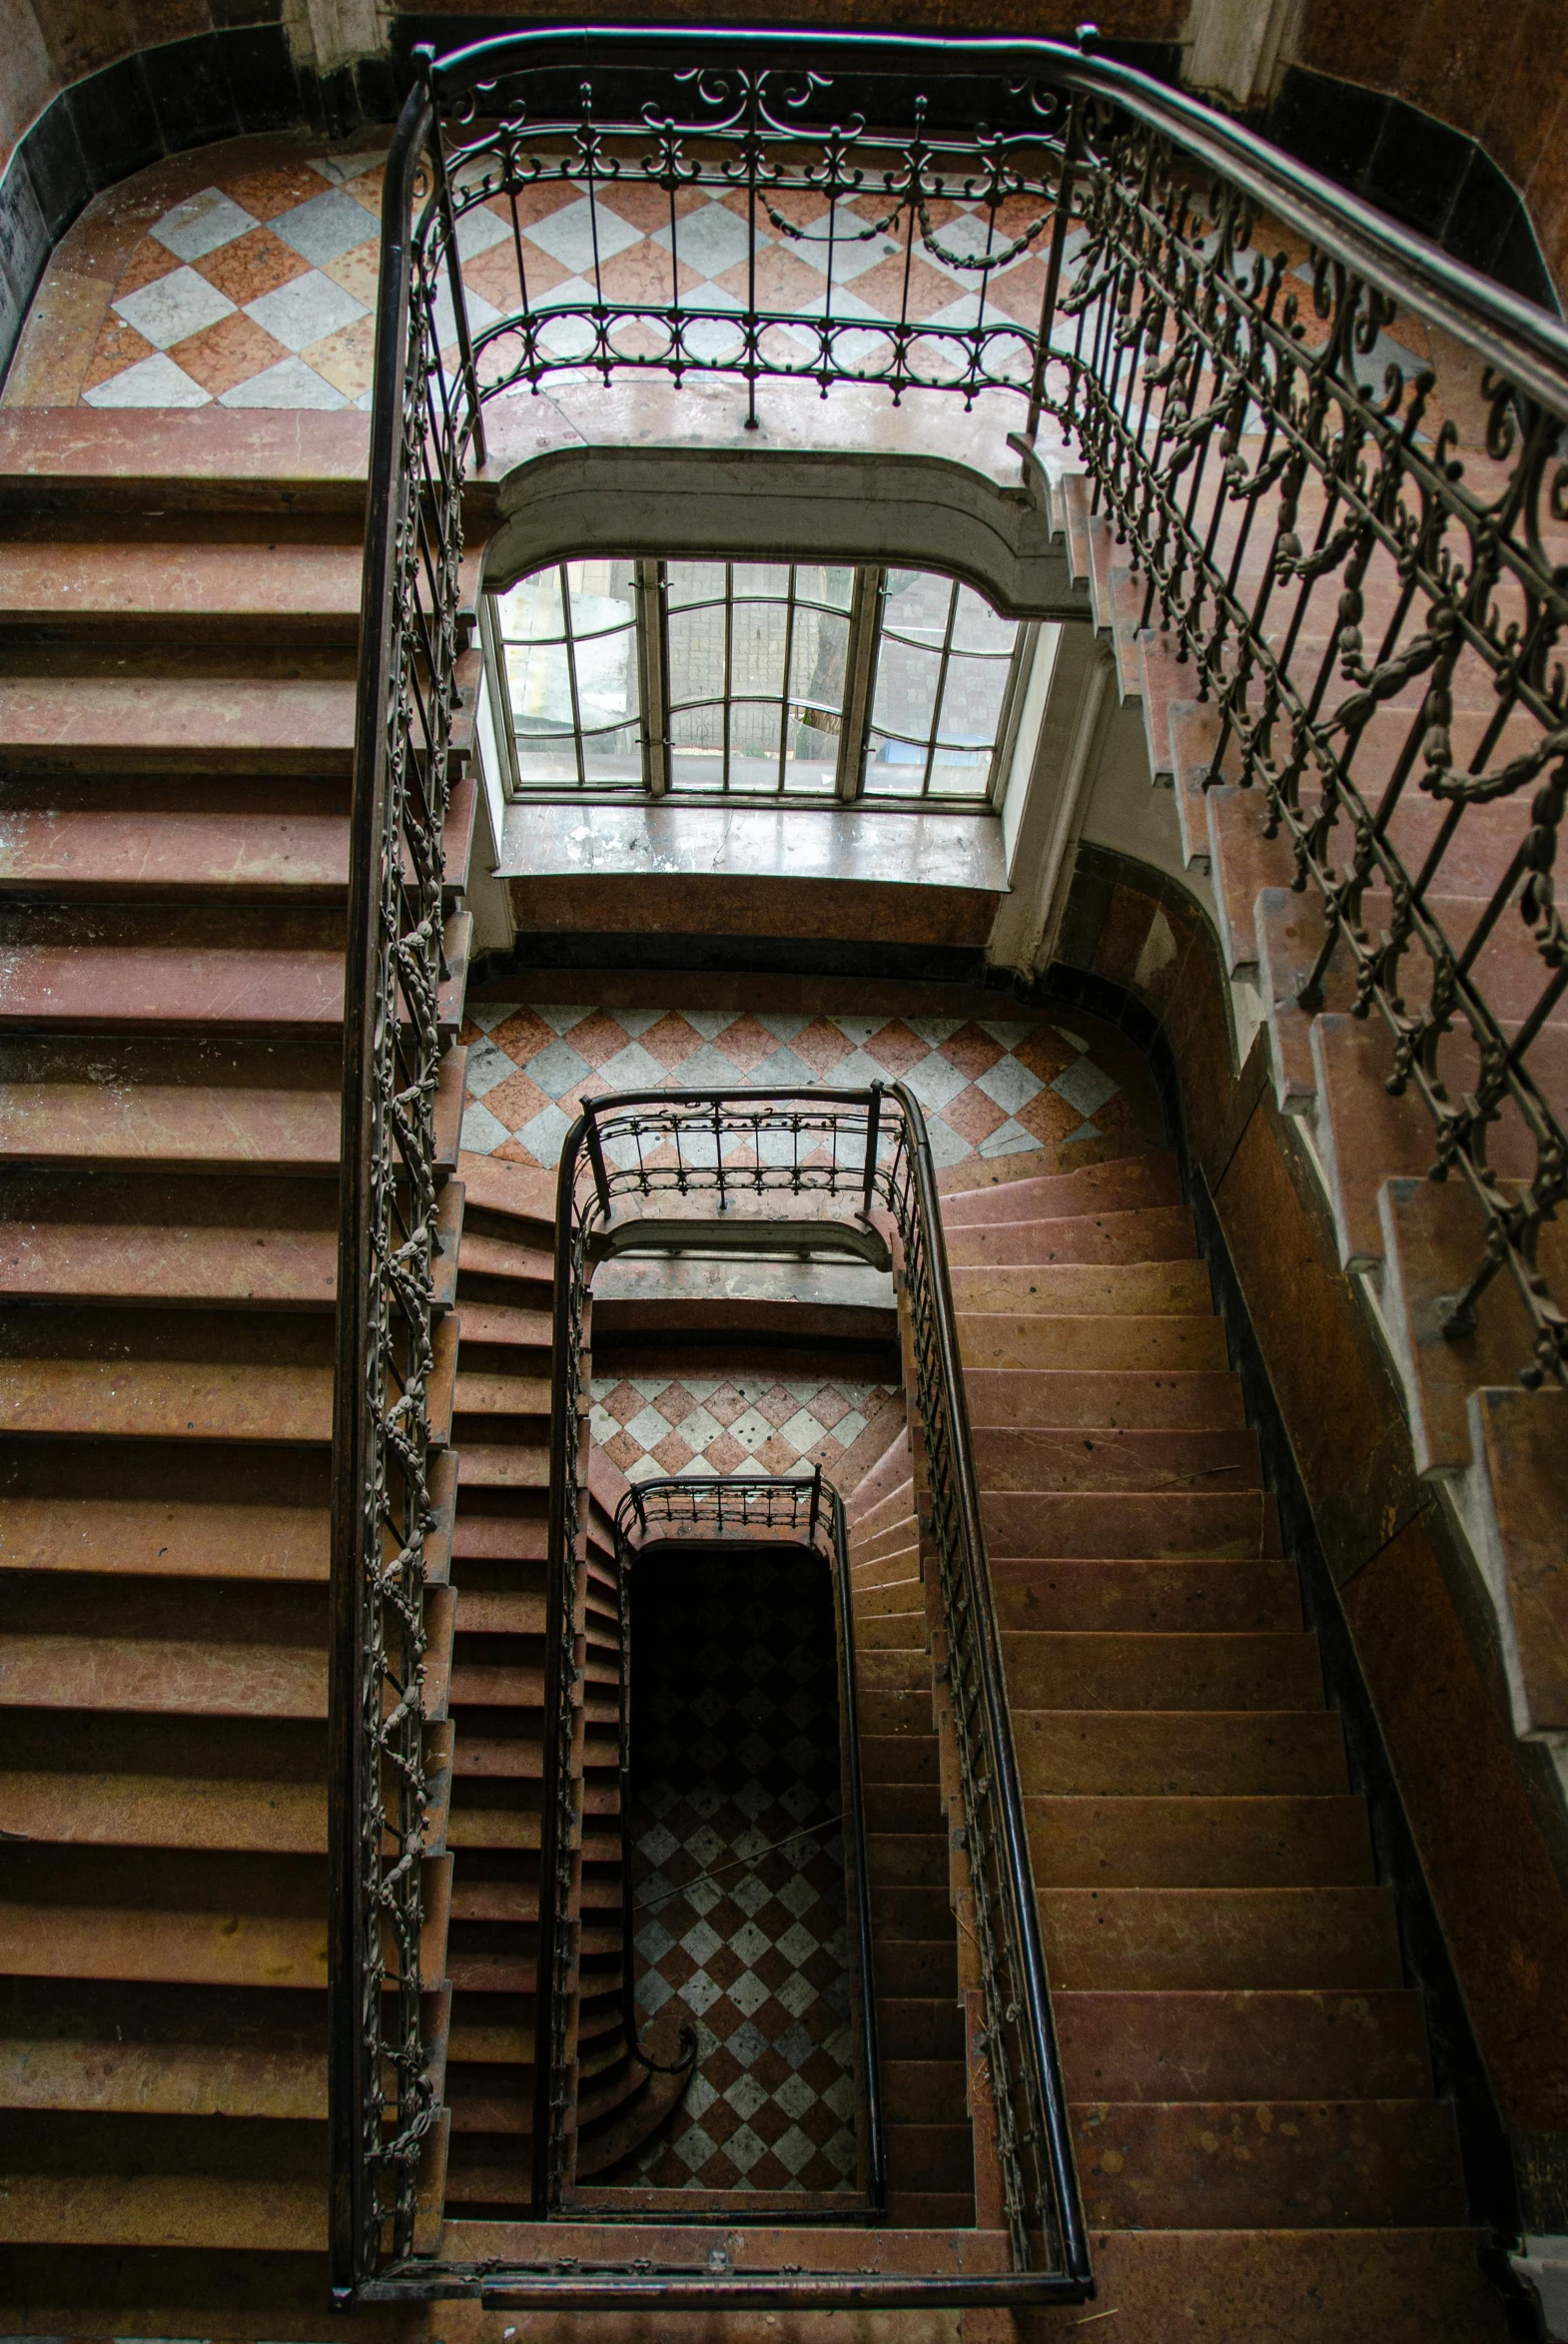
[486,558,1036,814]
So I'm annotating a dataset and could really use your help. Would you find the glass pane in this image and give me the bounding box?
[729,697,784,791]
[881,568,954,646]
[513,737,582,788]
[951,582,1017,654]
[926,745,993,795]
[863,730,930,795]
[668,703,726,790]
[564,556,637,638]
[797,564,855,613]
[732,561,791,600]
[665,560,727,610]
[668,604,728,710]
[571,618,638,735]
[506,635,574,732]
[579,723,644,790]
[788,606,848,716]
[872,636,942,743]
[495,566,566,644]
[934,651,1010,752]
[730,596,788,704]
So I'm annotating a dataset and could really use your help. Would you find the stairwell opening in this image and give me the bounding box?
[605,1537,865,2204]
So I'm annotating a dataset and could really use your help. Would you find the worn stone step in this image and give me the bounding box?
[1031,2223,1509,2343]
[0,1220,340,1310]
[0,1046,466,1175]
[1026,1794,1373,1889]
[963,1365,1246,1429]
[0,2028,327,2120]
[983,1489,1270,1560]
[874,2000,966,2060]
[1071,2097,1464,2230]
[880,2059,970,2123]
[1013,1710,1346,1795]
[0,2167,326,2250]
[1054,1987,1433,2103]
[992,1558,1300,1634]
[883,2122,974,2191]
[0,1771,327,1855]
[950,1259,1213,1316]
[0,538,366,642]
[1002,1631,1322,1711]
[942,1204,1198,1266]
[973,1423,1260,1494]
[957,1312,1229,1373]
[0,676,358,773]
[941,1150,1182,1225]
[1037,1886,1403,1990]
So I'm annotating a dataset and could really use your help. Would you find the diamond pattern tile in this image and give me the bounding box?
[619,1549,859,2193]
[459,1000,1148,1172]
[591,1370,891,1485]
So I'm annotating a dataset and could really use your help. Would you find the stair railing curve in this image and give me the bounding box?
[528,1082,1090,2307]
[343,18,1568,2301]
[610,1467,886,2215]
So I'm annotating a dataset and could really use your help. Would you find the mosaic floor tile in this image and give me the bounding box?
[618,1549,860,2193]
[459,1000,1145,1174]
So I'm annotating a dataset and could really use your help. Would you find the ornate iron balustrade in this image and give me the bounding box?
[529,1083,1087,2305]
[611,1468,885,2212]
[328,82,477,2302]
[339,17,1568,2302]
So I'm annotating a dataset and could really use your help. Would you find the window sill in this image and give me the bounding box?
[494,798,1007,894]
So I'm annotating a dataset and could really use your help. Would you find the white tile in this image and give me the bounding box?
[1052,1056,1121,1118]
[748,1044,816,1090]
[906,1016,964,1046]
[832,1410,867,1446]
[522,196,643,275]
[625,1404,673,1449]
[902,1049,968,1113]
[1054,1024,1091,1052]
[153,188,258,261]
[756,1011,810,1042]
[219,357,348,410]
[655,199,759,280]
[978,1017,1041,1048]
[976,1055,1045,1114]
[82,353,211,408]
[979,1117,1038,1158]
[595,1040,668,1091]
[777,1407,823,1452]
[524,1038,592,1098]
[453,201,511,260]
[430,273,501,355]
[516,1101,574,1162]
[534,1003,596,1033]
[458,1099,510,1156]
[676,1406,725,1450]
[245,269,366,355]
[114,266,235,352]
[468,1000,520,1032]
[276,186,388,267]
[309,150,384,182]
[462,1038,518,1098]
[624,1450,664,1484]
[923,1114,974,1170]
[684,1008,740,1040]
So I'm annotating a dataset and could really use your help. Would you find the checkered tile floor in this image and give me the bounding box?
[620,1549,858,2194]
[81,152,386,409]
[460,1001,1134,1174]
[72,138,1063,410]
[591,1373,891,1488]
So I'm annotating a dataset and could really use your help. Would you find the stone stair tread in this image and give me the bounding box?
[1070,2095,1465,2228]
[0,676,359,771]
[974,1423,1261,1490]
[1054,1986,1433,2101]
[1025,1792,1374,1888]
[0,1219,339,1308]
[941,1149,1181,1223]
[943,1203,1198,1264]
[0,2031,327,2119]
[1014,1710,1347,1795]
[0,538,365,634]
[949,1258,1213,1314]
[0,1771,329,1853]
[992,1558,1300,1632]
[1037,1885,1404,1990]
[956,1311,1230,1372]
[964,1364,1247,1428]
[1002,1629,1322,1711]
[984,1489,1270,1559]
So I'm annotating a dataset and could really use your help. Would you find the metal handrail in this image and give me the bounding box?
[612,1468,886,2215]
[339,19,1568,2300]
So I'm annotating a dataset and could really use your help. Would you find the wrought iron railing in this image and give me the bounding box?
[328,79,475,2305]
[338,14,1568,2301]
[612,1468,885,2212]
[527,1083,1087,2306]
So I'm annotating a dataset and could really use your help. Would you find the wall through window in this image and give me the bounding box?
[485,558,1035,811]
